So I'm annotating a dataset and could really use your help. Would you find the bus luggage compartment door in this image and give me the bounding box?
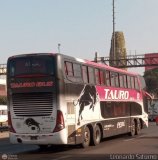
[67,102,76,144]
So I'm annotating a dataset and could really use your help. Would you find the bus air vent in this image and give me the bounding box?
[12,92,53,116]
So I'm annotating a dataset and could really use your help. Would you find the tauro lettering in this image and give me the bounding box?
[104,89,129,100]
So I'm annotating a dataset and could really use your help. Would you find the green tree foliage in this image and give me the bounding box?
[0,96,7,105]
[144,68,158,96]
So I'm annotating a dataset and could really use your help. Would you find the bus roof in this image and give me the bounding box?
[8,52,139,76]
[7,53,55,60]
[84,60,139,76]
[57,53,139,76]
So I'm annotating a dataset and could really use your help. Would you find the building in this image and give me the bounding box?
[0,79,6,96]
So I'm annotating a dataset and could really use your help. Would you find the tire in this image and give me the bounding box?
[38,145,48,150]
[81,126,91,148]
[92,125,101,146]
[135,119,141,135]
[129,120,136,136]
[38,145,51,150]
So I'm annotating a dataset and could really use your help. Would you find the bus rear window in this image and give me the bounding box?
[9,56,55,77]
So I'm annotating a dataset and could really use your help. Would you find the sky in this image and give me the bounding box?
[1,0,158,75]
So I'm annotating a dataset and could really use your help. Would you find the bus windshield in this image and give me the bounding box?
[9,56,55,77]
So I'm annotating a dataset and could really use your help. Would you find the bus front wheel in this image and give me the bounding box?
[81,126,91,148]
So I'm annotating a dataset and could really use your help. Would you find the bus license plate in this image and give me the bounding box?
[30,136,38,140]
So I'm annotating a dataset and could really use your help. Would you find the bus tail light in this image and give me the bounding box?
[53,110,65,133]
[8,111,16,133]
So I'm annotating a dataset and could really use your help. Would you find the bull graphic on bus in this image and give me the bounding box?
[75,85,98,125]
[25,118,40,132]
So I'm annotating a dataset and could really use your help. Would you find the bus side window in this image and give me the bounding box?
[65,61,74,76]
[9,62,15,76]
[131,76,135,89]
[139,76,146,90]
[73,63,82,78]
[64,62,68,75]
[100,70,105,85]
[127,75,131,88]
[110,72,115,87]
[100,102,114,118]
[105,70,110,86]
[119,74,124,88]
[115,73,119,87]
[95,68,100,85]
[135,77,139,90]
[110,72,119,87]
[82,65,88,83]
[123,75,127,88]
[73,63,82,83]
[88,67,95,84]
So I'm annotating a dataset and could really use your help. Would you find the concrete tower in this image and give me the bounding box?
[109,31,127,70]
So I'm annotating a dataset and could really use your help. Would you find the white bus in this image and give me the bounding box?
[0,78,7,128]
[7,53,150,148]
[0,105,8,126]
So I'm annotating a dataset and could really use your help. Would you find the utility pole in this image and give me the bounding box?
[58,43,61,53]
[112,0,116,63]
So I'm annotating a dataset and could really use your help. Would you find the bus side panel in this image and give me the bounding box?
[101,118,130,138]
[64,82,102,144]
[64,82,85,144]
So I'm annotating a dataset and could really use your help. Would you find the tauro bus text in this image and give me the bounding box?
[104,89,129,100]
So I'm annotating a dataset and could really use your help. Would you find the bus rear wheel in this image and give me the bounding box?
[81,126,91,148]
[136,119,141,135]
[129,120,136,136]
[92,125,101,146]
[38,145,50,150]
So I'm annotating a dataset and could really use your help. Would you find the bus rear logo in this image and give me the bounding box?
[25,118,40,132]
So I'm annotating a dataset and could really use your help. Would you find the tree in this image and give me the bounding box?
[0,96,7,105]
[144,68,158,97]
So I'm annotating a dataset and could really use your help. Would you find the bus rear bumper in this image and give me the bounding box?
[9,131,67,145]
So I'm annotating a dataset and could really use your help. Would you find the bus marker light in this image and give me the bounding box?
[53,110,65,133]
[77,128,82,133]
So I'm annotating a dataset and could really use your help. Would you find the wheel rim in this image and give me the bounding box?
[93,125,101,145]
[84,130,89,143]
[83,127,90,146]
[131,122,135,135]
[95,128,101,142]
[136,121,141,134]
